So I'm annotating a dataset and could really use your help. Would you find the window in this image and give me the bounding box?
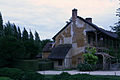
[58,60,63,66]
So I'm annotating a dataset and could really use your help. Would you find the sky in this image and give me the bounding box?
[0,0,119,40]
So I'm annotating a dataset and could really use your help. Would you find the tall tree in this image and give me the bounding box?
[0,36,25,67]
[22,28,28,41]
[4,21,14,36]
[35,31,40,43]
[0,12,3,30]
[0,12,3,36]
[29,30,34,41]
[13,24,18,38]
[18,27,21,40]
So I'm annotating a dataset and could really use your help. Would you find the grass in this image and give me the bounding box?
[44,74,120,80]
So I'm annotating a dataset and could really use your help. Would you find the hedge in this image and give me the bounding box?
[0,67,24,80]
[13,59,54,71]
[0,77,13,80]
[52,72,120,80]
[0,68,45,80]
[38,59,53,71]
[23,70,44,80]
[13,60,39,71]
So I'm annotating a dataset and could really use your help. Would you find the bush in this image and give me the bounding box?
[13,60,39,71]
[38,59,53,71]
[77,63,93,71]
[23,70,44,80]
[52,72,71,80]
[0,77,13,80]
[84,47,98,65]
[52,74,120,80]
[0,67,24,80]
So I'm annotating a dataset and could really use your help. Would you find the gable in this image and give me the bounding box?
[53,16,118,40]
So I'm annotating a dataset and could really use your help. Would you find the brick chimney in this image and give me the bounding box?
[72,8,77,22]
[85,18,92,23]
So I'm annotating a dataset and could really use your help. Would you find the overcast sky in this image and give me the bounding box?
[0,0,119,39]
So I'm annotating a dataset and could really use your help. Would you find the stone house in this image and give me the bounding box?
[47,9,120,70]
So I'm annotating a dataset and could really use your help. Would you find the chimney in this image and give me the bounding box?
[72,8,77,22]
[85,18,92,23]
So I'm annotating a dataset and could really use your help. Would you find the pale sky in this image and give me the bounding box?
[0,0,119,39]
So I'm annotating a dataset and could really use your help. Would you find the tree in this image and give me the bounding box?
[23,40,39,59]
[13,24,18,38]
[40,39,52,50]
[29,30,34,41]
[0,36,25,67]
[22,28,28,41]
[0,12,3,37]
[4,21,14,36]
[18,27,21,40]
[0,12,3,30]
[35,31,40,43]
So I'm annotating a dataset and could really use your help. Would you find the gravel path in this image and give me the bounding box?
[37,70,120,76]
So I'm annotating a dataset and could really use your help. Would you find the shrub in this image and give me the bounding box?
[84,47,98,65]
[38,59,53,71]
[0,77,13,80]
[52,72,71,80]
[0,67,24,80]
[22,70,44,80]
[77,63,93,71]
[13,60,39,71]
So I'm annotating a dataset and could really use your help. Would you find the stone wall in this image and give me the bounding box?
[42,52,51,59]
[54,17,97,68]
[55,24,71,46]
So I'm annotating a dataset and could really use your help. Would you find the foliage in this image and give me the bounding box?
[35,31,40,43]
[83,53,98,65]
[83,47,98,64]
[23,40,39,59]
[0,68,44,80]
[0,12,3,31]
[86,47,97,54]
[13,60,39,71]
[40,39,52,52]
[18,27,21,40]
[22,28,28,41]
[77,62,93,71]
[0,36,25,67]
[0,12,3,37]
[0,67,24,80]
[4,22,14,36]
[38,59,53,71]
[13,24,18,38]
[52,73,120,80]
[29,30,33,41]
[23,70,44,80]
[52,72,71,80]
[0,13,47,67]
[0,77,13,80]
